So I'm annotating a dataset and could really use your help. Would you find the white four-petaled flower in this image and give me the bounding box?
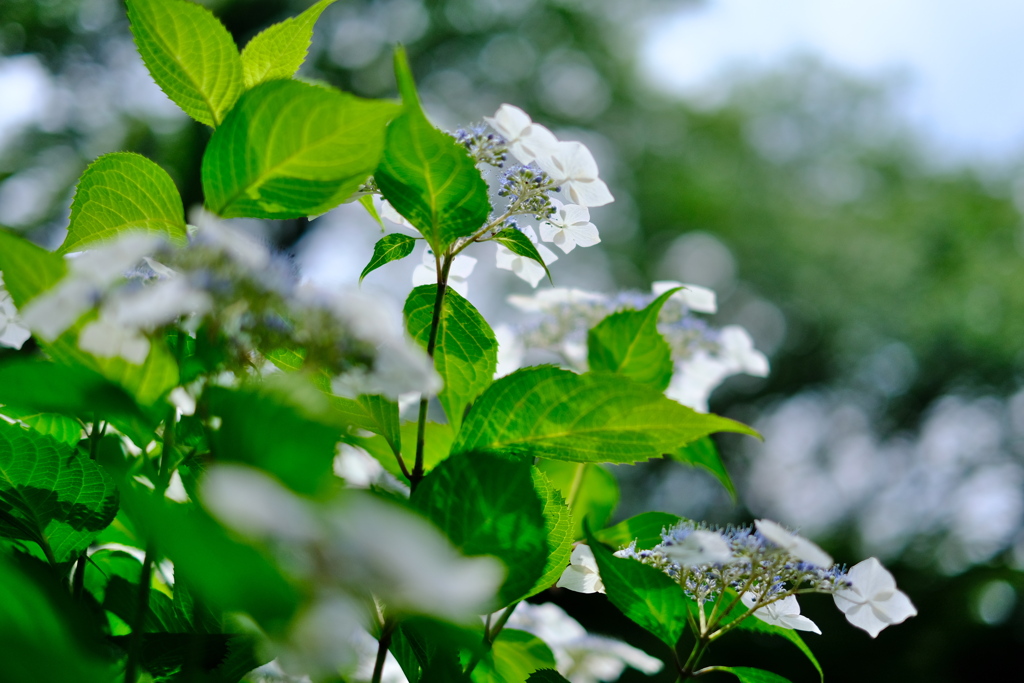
[741,592,821,634]
[833,557,917,638]
[536,141,614,208]
[556,544,605,594]
[484,104,559,165]
[755,519,834,568]
[663,529,734,566]
[539,199,600,253]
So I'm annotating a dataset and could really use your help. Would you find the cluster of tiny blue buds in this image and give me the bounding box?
[497,164,558,221]
[453,124,508,167]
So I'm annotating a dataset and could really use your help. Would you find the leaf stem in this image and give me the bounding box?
[566,462,587,509]
[464,601,518,676]
[124,544,154,683]
[371,616,397,683]
[410,252,451,492]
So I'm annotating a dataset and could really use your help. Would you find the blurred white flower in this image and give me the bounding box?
[190,207,270,270]
[493,323,524,378]
[103,278,212,329]
[495,226,558,288]
[168,387,196,416]
[651,280,717,314]
[0,273,31,349]
[536,141,614,208]
[663,529,733,566]
[507,287,604,314]
[201,464,321,542]
[740,592,821,634]
[377,197,416,230]
[719,325,769,377]
[484,103,559,164]
[508,602,664,683]
[556,544,605,594]
[755,519,833,568]
[833,557,917,637]
[665,351,732,413]
[411,248,476,298]
[77,315,150,364]
[69,233,166,287]
[539,200,600,253]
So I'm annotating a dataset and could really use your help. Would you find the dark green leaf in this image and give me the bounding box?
[240,0,336,88]
[392,617,480,683]
[669,436,736,500]
[587,287,677,390]
[361,233,417,282]
[0,420,118,563]
[472,629,556,683]
[708,667,793,683]
[595,511,683,551]
[375,48,490,252]
[526,671,572,683]
[452,366,759,464]
[405,285,498,431]
[58,152,187,254]
[207,383,341,495]
[412,451,548,608]
[202,79,399,219]
[493,228,552,284]
[536,461,619,540]
[127,0,243,127]
[525,469,574,598]
[585,525,691,649]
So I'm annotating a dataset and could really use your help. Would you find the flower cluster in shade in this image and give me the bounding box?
[499,281,769,412]
[0,273,31,350]
[558,519,916,639]
[13,215,439,400]
[374,103,612,292]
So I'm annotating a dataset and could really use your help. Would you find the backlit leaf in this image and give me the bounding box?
[493,228,552,284]
[587,287,677,390]
[240,0,336,88]
[361,233,417,282]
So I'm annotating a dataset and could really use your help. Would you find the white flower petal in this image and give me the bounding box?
[755,519,833,568]
[834,558,916,637]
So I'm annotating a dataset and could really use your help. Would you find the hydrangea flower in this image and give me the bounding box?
[662,529,733,566]
[651,280,717,314]
[755,518,833,568]
[539,199,600,253]
[740,592,822,634]
[484,104,559,165]
[536,141,614,208]
[495,225,558,288]
[0,273,31,350]
[833,557,917,637]
[556,544,605,594]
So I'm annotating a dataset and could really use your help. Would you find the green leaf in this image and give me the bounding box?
[240,0,336,89]
[669,436,736,500]
[0,552,114,682]
[587,287,678,391]
[452,366,759,464]
[472,629,556,683]
[0,420,118,563]
[585,525,691,649]
[536,461,619,540]
[405,285,498,431]
[353,421,452,482]
[0,358,157,447]
[127,0,243,127]
[525,469,574,598]
[411,451,548,608]
[0,228,66,308]
[207,384,341,495]
[361,233,417,282]
[0,406,82,446]
[375,47,490,252]
[526,671,571,683]
[493,228,552,284]
[359,193,387,230]
[392,617,480,683]
[202,79,400,219]
[595,511,683,551]
[356,394,402,456]
[58,152,187,255]
[707,667,793,683]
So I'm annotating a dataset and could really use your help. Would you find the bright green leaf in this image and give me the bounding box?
[585,525,691,649]
[0,420,118,563]
[587,287,678,391]
[669,436,736,500]
[375,48,490,252]
[493,228,552,284]
[127,0,243,127]
[359,193,387,230]
[472,629,556,683]
[240,0,336,89]
[361,233,417,282]
[707,667,793,683]
[0,228,66,308]
[595,511,683,551]
[0,406,83,446]
[58,153,187,255]
[357,394,401,456]
[525,469,574,598]
[353,421,452,482]
[412,451,548,608]
[202,79,400,219]
[536,461,619,540]
[405,285,497,431]
[452,366,759,464]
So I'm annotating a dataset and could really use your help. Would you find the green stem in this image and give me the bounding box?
[371,616,397,683]
[410,252,452,493]
[464,601,518,676]
[566,463,587,509]
[71,551,87,599]
[124,544,154,683]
